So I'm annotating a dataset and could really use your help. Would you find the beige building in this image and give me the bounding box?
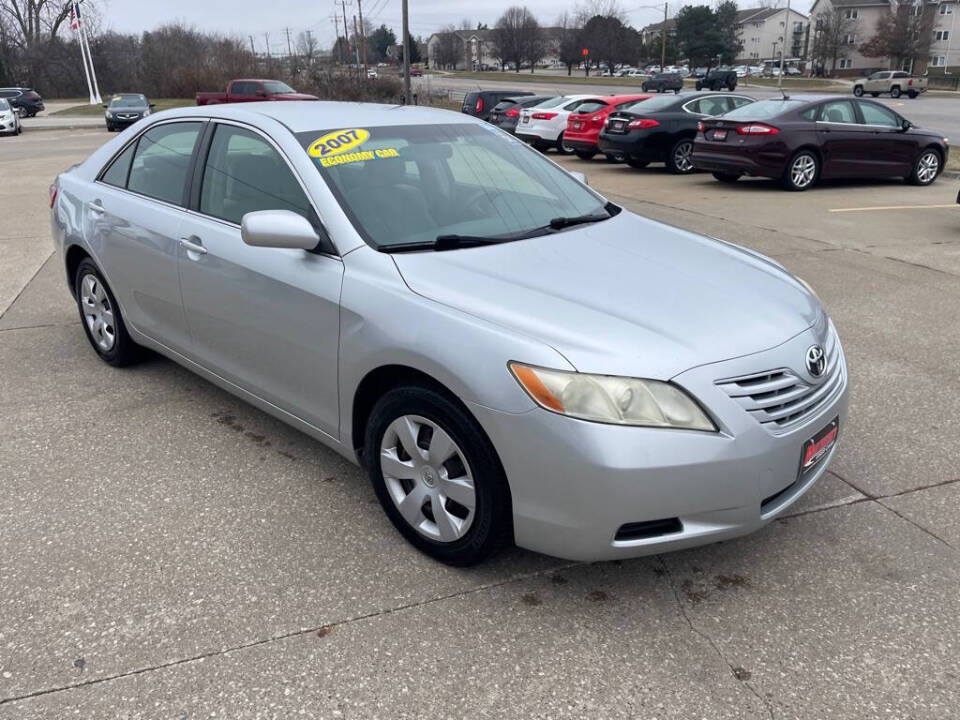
[427,28,563,70]
[736,6,810,63]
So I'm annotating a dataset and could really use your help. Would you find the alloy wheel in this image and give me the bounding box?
[379,414,476,543]
[673,141,694,173]
[790,154,816,189]
[916,151,939,184]
[79,273,116,352]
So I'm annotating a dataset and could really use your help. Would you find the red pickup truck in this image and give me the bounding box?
[196,79,318,105]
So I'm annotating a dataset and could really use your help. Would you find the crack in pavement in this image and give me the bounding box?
[876,499,955,550]
[657,556,777,720]
[0,560,582,708]
[0,249,54,320]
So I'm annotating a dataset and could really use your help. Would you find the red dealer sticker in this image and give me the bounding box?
[800,417,839,474]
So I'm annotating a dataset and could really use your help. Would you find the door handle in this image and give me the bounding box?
[179,237,208,255]
[88,200,105,216]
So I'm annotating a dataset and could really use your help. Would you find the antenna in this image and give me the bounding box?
[779,86,790,100]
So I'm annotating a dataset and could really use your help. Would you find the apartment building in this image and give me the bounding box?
[736,6,810,63]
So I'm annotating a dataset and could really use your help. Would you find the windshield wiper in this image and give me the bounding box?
[548,203,619,230]
[380,234,514,253]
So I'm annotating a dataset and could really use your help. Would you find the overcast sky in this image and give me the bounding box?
[101,0,812,55]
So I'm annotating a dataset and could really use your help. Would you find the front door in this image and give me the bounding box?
[816,100,871,179]
[176,122,343,436]
[855,100,916,176]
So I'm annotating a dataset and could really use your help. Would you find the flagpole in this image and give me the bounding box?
[72,1,95,104]
[77,1,102,104]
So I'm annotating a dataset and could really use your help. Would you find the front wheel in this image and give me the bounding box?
[74,258,143,366]
[365,385,512,566]
[908,149,941,186]
[853,85,864,97]
[575,149,596,160]
[695,82,703,91]
[666,138,695,174]
[890,86,901,98]
[783,150,819,191]
[713,172,739,183]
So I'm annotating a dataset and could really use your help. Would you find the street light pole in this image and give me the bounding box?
[778,0,791,89]
[661,3,668,70]
[402,0,412,103]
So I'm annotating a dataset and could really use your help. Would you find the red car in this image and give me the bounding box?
[196,79,318,106]
[563,94,651,159]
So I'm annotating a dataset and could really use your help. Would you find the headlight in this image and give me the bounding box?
[509,363,716,431]
[143,109,150,116]
[105,111,113,118]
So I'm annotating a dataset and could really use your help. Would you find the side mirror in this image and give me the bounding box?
[901,119,912,132]
[149,103,156,108]
[569,170,588,186]
[102,104,108,108]
[241,210,320,250]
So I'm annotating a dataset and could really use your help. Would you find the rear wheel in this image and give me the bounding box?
[890,86,901,98]
[365,385,512,566]
[666,138,695,174]
[555,132,573,155]
[783,150,819,191]
[626,158,649,169]
[74,258,143,366]
[907,90,918,99]
[713,172,740,183]
[575,149,596,160]
[853,85,864,97]
[908,148,941,186]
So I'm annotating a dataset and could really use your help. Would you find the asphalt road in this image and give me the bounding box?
[418,72,960,144]
[1,128,959,718]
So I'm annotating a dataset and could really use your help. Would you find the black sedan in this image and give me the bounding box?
[489,95,557,134]
[693,95,949,191]
[641,73,683,94]
[104,93,154,131]
[598,93,755,173]
[0,87,44,117]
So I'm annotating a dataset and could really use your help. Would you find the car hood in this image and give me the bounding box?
[391,211,821,379]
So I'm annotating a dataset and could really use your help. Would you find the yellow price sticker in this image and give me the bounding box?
[308,128,371,158]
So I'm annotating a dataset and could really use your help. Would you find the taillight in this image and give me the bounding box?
[627,118,660,130]
[505,108,519,118]
[697,121,705,132]
[737,123,779,135]
[908,79,914,86]
[49,183,58,208]
[590,114,603,125]
[475,97,483,113]
[531,112,557,120]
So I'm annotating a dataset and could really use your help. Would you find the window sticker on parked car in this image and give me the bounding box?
[308,128,371,158]
[315,146,400,168]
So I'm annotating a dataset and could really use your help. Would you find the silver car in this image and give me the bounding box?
[51,102,849,565]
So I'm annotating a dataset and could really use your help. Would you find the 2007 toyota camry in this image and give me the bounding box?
[50,102,848,565]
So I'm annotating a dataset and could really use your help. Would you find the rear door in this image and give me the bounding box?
[175,121,343,435]
[88,120,203,353]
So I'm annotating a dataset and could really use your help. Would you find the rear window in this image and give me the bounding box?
[574,101,608,113]
[532,96,566,109]
[722,98,807,120]
[621,95,677,113]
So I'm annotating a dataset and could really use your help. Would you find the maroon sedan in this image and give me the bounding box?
[693,95,949,191]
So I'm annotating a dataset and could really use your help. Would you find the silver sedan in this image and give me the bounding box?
[50,102,849,565]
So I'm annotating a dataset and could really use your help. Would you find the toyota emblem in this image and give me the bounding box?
[805,345,826,378]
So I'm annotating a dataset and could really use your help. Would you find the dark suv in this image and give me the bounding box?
[641,73,683,94]
[0,87,44,117]
[462,90,534,121]
[695,70,737,91]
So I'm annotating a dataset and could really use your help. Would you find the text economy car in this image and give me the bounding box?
[693,95,949,191]
[51,102,849,566]
[104,93,155,131]
[598,93,755,172]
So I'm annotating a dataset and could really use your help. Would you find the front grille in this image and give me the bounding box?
[716,327,843,433]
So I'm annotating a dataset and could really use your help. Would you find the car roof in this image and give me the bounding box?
[158,101,480,133]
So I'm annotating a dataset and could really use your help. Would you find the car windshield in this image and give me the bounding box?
[722,98,807,120]
[620,95,677,113]
[109,95,147,108]
[263,81,296,94]
[0,99,8,110]
[298,123,609,249]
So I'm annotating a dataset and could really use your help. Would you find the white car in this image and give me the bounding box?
[0,98,21,135]
[367,69,378,79]
[515,94,597,154]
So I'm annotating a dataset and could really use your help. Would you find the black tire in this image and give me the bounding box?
[695,82,703,91]
[666,138,695,174]
[890,86,901,98]
[783,150,819,191]
[106,124,114,132]
[674,88,680,94]
[74,258,143,366]
[555,132,573,155]
[907,148,941,186]
[642,84,649,92]
[364,384,512,566]
[626,158,649,169]
[870,92,879,97]
[713,171,740,183]
[575,149,596,160]
[853,85,864,97]
[908,90,918,99]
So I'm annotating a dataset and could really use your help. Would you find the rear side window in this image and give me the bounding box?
[820,100,856,124]
[126,122,202,205]
[100,142,136,188]
[728,96,753,110]
[199,124,312,225]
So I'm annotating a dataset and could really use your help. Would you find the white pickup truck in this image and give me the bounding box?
[853,71,928,99]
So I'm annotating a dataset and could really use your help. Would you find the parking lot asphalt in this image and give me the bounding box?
[1,128,958,718]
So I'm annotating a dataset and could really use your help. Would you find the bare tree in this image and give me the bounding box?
[859,2,934,72]
[432,24,460,70]
[0,0,76,48]
[810,9,859,74]
[493,6,541,72]
[557,11,584,75]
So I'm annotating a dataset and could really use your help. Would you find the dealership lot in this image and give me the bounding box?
[1,127,959,717]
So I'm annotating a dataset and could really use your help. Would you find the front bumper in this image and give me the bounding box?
[472,322,849,561]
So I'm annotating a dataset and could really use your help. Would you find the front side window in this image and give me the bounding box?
[857,102,899,127]
[200,124,312,225]
[262,81,296,94]
[299,123,608,249]
[126,122,202,205]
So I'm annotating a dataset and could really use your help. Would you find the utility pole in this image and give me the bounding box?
[402,0,412,103]
[353,15,361,76]
[264,32,270,60]
[338,0,351,68]
[357,0,368,77]
[778,0,791,89]
[284,27,293,57]
[331,14,342,66]
[248,35,256,55]
[660,2,668,71]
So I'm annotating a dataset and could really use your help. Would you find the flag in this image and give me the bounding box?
[70,3,81,31]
